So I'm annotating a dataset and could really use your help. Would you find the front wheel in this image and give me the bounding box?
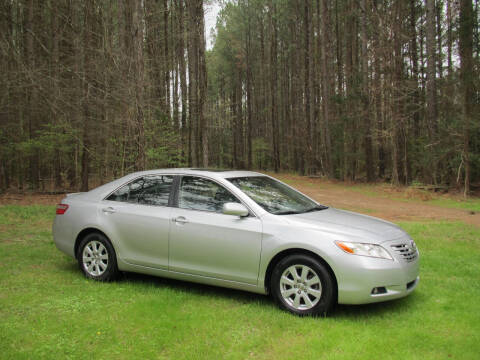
[271,254,335,316]
[77,232,118,281]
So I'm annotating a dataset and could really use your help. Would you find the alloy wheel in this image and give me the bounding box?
[279,265,322,310]
[82,240,109,276]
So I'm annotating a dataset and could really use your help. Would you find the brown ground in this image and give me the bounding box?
[1,174,479,227]
[0,193,65,206]
[274,174,480,227]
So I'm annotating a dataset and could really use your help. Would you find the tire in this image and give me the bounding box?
[271,254,335,316]
[77,232,118,281]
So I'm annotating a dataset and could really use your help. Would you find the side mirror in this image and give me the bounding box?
[222,202,249,217]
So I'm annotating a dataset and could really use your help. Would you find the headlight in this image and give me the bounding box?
[335,241,393,260]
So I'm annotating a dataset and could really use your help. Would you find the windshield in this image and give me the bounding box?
[227,176,327,215]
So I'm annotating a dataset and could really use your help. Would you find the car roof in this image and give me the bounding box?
[124,168,266,179]
[85,168,267,199]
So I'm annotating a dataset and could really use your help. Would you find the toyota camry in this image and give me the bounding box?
[53,169,419,316]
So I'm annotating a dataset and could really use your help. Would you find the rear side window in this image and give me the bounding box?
[106,175,173,206]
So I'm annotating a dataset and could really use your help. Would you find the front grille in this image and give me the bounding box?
[391,242,418,262]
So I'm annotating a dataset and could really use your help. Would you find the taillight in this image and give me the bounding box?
[56,204,69,215]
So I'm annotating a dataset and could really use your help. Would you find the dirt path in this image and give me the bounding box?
[0,193,65,206]
[275,174,480,227]
[1,174,479,227]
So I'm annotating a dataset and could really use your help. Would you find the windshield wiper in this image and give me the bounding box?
[275,210,302,215]
[276,205,328,215]
[303,205,328,213]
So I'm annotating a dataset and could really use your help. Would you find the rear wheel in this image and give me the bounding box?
[271,254,335,316]
[77,232,118,281]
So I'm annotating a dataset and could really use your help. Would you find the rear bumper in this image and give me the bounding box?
[335,248,420,304]
[52,216,75,258]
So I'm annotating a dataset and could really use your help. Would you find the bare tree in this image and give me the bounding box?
[425,0,438,137]
[459,0,475,195]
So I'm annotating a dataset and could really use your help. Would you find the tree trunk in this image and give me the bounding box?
[459,0,474,196]
[269,1,280,172]
[177,0,188,163]
[410,0,421,139]
[320,0,334,177]
[436,0,443,79]
[52,4,62,189]
[81,0,93,192]
[25,0,39,189]
[303,0,312,175]
[344,0,358,181]
[425,0,438,137]
[163,0,171,116]
[197,0,208,167]
[132,0,145,170]
[446,0,453,76]
[360,0,374,182]
[246,2,253,169]
[391,0,407,185]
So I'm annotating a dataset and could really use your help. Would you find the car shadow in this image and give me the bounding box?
[58,260,420,318]
[332,293,421,319]
[56,258,269,306]
[120,271,272,306]
[120,271,420,318]
[59,260,79,273]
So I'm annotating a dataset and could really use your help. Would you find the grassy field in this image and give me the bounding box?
[1,204,480,359]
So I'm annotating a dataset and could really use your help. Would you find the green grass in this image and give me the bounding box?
[1,205,480,359]
[427,198,480,212]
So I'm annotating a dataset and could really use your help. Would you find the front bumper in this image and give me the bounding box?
[335,241,420,305]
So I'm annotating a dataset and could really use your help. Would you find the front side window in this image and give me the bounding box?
[178,176,239,213]
[227,176,327,215]
[107,175,173,206]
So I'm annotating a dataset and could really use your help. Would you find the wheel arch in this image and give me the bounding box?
[263,248,338,301]
[74,227,113,259]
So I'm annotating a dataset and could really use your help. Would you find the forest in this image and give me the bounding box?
[0,0,478,194]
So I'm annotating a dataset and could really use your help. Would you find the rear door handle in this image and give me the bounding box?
[173,216,188,224]
[102,207,116,214]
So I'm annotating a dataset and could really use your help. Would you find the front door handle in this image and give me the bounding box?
[102,207,116,214]
[173,216,188,224]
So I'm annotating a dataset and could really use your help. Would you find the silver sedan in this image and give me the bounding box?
[53,169,419,316]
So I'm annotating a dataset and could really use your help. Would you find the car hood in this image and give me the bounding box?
[282,207,407,244]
